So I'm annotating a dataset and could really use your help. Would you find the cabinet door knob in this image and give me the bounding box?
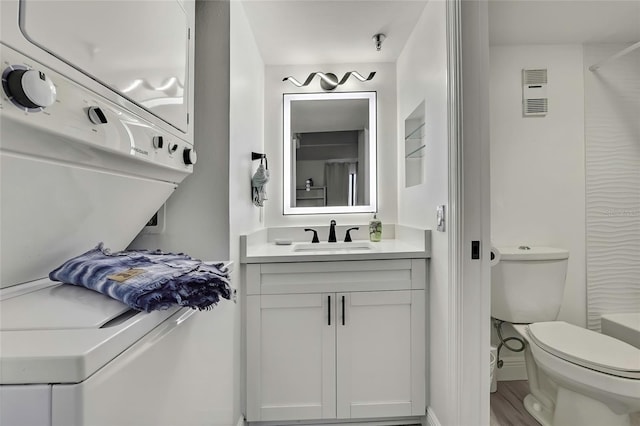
[328,295,331,326]
[341,295,346,326]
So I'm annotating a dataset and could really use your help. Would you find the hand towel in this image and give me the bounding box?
[251,163,270,207]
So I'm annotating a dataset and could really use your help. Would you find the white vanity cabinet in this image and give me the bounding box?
[245,259,426,423]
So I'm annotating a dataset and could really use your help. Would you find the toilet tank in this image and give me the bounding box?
[491,246,569,324]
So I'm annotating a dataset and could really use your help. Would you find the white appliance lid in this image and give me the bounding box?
[0,282,132,331]
[498,246,569,261]
[527,321,640,379]
[0,280,181,384]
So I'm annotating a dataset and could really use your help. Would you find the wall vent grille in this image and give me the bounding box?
[522,68,548,116]
[525,98,548,115]
[523,69,547,85]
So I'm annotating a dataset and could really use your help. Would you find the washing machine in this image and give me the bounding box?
[0,1,228,425]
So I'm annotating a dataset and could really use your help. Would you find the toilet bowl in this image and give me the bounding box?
[513,322,640,426]
[491,246,640,426]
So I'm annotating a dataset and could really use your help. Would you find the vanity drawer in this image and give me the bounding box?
[246,259,426,295]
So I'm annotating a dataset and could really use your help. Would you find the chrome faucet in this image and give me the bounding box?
[328,220,337,243]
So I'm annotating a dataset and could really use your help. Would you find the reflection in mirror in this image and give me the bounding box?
[283,92,377,215]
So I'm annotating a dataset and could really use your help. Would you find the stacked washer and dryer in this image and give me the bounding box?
[0,1,227,425]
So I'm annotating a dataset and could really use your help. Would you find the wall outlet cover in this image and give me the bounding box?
[142,203,166,234]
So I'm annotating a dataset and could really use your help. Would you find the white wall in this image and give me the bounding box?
[264,63,397,228]
[490,45,587,328]
[130,4,230,263]
[230,1,266,422]
[230,0,265,261]
[396,0,450,423]
[129,1,237,424]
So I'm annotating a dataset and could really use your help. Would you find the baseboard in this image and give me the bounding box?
[426,407,442,426]
[245,418,421,426]
[236,415,245,426]
[495,355,527,381]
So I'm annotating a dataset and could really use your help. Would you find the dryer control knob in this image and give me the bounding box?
[167,142,179,154]
[153,136,164,149]
[5,69,57,108]
[87,106,108,124]
[183,148,197,165]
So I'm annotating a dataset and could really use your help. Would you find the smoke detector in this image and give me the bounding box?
[522,69,548,116]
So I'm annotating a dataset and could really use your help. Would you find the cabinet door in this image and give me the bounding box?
[246,293,336,421]
[336,290,425,419]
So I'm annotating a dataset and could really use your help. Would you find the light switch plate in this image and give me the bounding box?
[437,205,446,232]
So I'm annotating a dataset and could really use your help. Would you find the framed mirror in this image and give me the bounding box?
[283,91,377,215]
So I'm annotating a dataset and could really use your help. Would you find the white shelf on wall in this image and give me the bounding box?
[404,122,425,141]
[405,102,425,187]
[405,144,426,159]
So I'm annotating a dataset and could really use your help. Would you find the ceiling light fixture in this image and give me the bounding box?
[373,33,386,51]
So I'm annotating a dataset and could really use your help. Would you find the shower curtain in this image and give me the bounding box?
[584,44,640,331]
[325,162,356,206]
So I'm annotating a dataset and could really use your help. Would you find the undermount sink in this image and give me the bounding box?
[293,241,374,252]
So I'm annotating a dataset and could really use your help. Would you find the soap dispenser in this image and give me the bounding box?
[369,214,382,242]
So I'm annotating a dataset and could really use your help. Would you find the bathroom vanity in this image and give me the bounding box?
[241,226,430,424]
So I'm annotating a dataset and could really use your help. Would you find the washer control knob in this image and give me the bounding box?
[5,69,57,108]
[183,148,197,165]
[153,136,164,149]
[87,106,108,124]
[168,142,179,154]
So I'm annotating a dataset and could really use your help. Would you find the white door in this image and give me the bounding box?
[336,290,424,419]
[246,293,336,421]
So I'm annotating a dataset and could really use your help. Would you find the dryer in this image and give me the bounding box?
[1,0,195,142]
[0,1,227,425]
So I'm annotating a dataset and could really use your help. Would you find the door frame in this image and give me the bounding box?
[446,0,491,425]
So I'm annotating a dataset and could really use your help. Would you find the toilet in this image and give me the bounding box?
[491,245,640,426]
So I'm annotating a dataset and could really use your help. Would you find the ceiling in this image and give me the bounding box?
[489,1,640,45]
[240,0,428,65]
[239,0,640,66]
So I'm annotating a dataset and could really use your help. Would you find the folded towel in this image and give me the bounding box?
[252,163,270,207]
[49,243,234,312]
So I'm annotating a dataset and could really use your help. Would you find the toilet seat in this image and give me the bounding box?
[527,321,640,379]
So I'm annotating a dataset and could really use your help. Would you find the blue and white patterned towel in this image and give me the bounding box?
[49,243,234,312]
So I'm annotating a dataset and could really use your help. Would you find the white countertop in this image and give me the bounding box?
[241,225,431,264]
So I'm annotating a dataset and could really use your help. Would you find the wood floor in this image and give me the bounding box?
[490,380,640,426]
[490,380,540,426]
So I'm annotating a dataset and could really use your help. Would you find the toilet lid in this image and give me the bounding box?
[527,321,640,379]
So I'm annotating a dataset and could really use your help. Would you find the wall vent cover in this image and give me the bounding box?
[522,68,548,116]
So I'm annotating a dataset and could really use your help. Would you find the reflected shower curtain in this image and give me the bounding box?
[325,162,355,206]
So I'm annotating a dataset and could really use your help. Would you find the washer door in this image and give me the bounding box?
[20,0,190,132]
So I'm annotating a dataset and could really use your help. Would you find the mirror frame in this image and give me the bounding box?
[283,91,378,215]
